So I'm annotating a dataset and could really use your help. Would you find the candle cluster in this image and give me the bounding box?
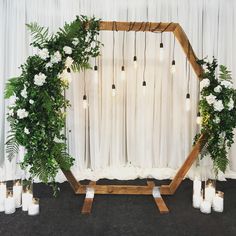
[0,180,39,216]
[192,178,224,214]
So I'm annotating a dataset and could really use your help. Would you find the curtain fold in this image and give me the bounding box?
[0,0,236,182]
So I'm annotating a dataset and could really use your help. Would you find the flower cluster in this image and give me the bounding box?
[5,15,101,193]
[196,58,236,173]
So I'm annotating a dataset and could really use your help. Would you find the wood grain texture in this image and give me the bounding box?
[173,24,203,78]
[154,197,169,214]
[81,198,94,214]
[99,21,177,32]
[61,170,80,193]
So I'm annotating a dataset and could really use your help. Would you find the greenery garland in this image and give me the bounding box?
[4,15,101,192]
[195,58,236,174]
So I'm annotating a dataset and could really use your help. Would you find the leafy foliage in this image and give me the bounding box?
[26,22,50,47]
[5,15,101,194]
[195,58,236,174]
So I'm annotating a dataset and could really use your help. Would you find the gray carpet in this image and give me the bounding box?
[0,179,236,236]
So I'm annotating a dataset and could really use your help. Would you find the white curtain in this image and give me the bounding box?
[0,0,236,182]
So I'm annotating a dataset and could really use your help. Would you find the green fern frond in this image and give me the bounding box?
[6,134,19,161]
[26,22,50,46]
[4,77,21,99]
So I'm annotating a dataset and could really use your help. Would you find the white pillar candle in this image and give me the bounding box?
[22,190,33,211]
[13,180,22,208]
[193,194,202,208]
[200,200,211,214]
[0,182,6,212]
[4,190,15,214]
[193,179,202,195]
[205,184,215,203]
[28,198,39,216]
[212,191,224,212]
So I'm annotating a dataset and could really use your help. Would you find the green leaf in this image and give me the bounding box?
[26,22,50,46]
[4,77,21,98]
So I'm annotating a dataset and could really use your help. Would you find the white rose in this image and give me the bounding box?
[50,51,62,64]
[228,98,234,110]
[213,100,224,112]
[9,95,18,106]
[206,94,216,105]
[38,48,49,60]
[65,57,73,68]
[214,85,222,93]
[8,109,14,116]
[17,108,29,119]
[72,38,79,46]
[63,46,72,55]
[20,86,27,98]
[29,99,34,104]
[34,72,46,86]
[213,116,220,124]
[220,80,233,89]
[58,70,72,85]
[24,127,30,134]
[200,79,210,91]
[46,62,53,68]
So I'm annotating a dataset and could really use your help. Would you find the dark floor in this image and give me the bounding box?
[0,179,236,236]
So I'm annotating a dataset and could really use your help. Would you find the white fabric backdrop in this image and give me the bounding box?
[0,0,236,182]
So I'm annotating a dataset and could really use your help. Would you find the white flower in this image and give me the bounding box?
[63,46,72,55]
[9,95,18,106]
[219,132,225,139]
[213,116,220,124]
[206,94,216,105]
[46,62,53,68]
[200,79,210,91]
[214,85,222,93]
[213,100,224,112]
[50,51,62,64]
[29,99,34,104]
[220,80,233,89]
[17,108,29,119]
[8,109,14,116]
[65,57,73,68]
[228,98,234,110]
[34,72,46,86]
[72,38,79,46]
[20,86,27,98]
[24,127,30,134]
[38,48,49,60]
[58,70,72,85]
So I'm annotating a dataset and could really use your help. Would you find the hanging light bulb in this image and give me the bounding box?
[171,60,176,74]
[142,81,146,96]
[93,65,98,84]
[133,56,137,69]
[112,84,116,97]
[66,68,72,83]
[121,66,125,81]
[186,93,191,111]
[82,95,88,109]
[196,111,202,125]
[159,42,164,62]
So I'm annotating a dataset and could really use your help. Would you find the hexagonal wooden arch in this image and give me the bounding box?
[62,21,206,214]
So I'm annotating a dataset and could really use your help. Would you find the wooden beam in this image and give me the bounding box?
[99,21,178,32]
[61,169,80,193]
[161,134,206,195]
[81,181,96,214]
[75,183,172,195]
[154,197,169,214]
[173,24,203,78]
[81,198,94,214]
